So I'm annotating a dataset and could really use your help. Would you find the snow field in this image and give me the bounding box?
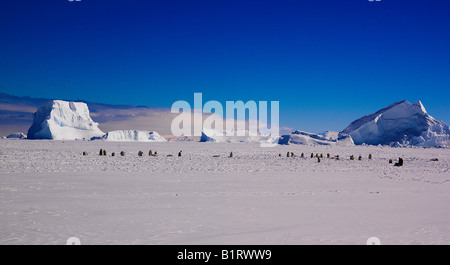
[0,140,449,244]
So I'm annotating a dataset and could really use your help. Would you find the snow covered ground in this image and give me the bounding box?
[0,139,449,245]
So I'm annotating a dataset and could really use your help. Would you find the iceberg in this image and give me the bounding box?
[27,100,104,140]
[6,132,27,139]
[279,130,354,146]
[98,130,167,142]
[341,100,450,147]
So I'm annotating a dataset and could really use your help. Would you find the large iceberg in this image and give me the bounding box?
[340,100,450,147]
[98,130,167,142]
[27,100,104,140]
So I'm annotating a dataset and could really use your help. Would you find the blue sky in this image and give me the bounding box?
[0,0,449,132]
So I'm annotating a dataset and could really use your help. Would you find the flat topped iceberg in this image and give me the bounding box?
[98,130,167,142]
[341,100,450,147]
[27,100,104,140]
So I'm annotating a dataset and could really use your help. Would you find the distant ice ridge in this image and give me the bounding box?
[6,132,27,139]
[279,130,354,146]
[97,130,167,142]
[27,100,104,140]
[318,131,339,141]
[200,128,350,146]
[341,100,450,147]
[200,128,279,144]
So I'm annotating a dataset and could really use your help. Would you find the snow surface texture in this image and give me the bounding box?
[341,101,450,147]
[97,130,167,142]
[6,132,27,139]
[279,130,354,146]
[1,139,449,245]
[27,100,104,140]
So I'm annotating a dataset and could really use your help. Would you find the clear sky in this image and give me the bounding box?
[0,0,449,132]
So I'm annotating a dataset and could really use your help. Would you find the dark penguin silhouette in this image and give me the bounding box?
[394,158,404,167]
